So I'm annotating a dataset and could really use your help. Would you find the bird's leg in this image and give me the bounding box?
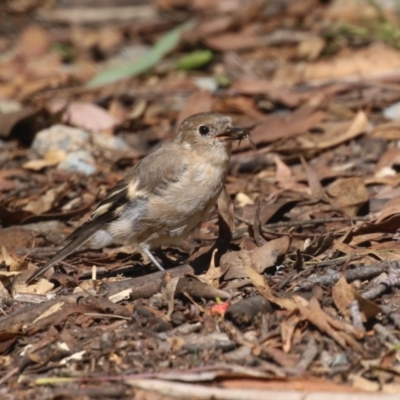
[154,248,176,267]
[140,245,165,271]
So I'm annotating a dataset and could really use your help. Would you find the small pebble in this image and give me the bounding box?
[57,150,97,175]
[32,124,90,156]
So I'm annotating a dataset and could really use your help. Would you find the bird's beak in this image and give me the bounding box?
[215,126,250,141]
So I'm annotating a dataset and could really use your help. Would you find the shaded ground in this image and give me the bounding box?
[2,0,400,398]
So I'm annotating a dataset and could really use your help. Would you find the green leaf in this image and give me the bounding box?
[174,49,213,70]
[86,19,195,88]
[154,20,194,55]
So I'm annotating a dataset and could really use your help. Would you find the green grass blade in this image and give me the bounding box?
[87,20,195,88]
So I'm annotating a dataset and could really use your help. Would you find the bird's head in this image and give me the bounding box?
[175,112,251,155]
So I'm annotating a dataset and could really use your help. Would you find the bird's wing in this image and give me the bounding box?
[26,143,188,284]
[67,143,188,241]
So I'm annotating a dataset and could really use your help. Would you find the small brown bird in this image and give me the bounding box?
[26,112,251,284]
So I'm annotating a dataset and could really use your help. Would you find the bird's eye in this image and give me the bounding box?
[198,125,210,135]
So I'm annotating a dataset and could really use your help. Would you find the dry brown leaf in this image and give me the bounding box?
[302,111,369,150]
[0,246,16,269]
[240,252,296,311]
[275,44,400,85]
[251,236,290,273]
[376,148,400,173]
[294,295,347,348]
[219,96,264,119]
[350,232,386,246]
[175,90,213,130]
[235,192,254,207]
[251,109,325,144]
[372,122,400,140]
[294,296,365,352]
[296,36,325,61]
[0,246,31,273]
[332,276,357,319]
[300,156,326,202]
[332,276,381,322]
[281,310,301,353]
[327,177,369,217]
[334,239,376,264]
[231,79,307,108]
[205,33,262,51]
[63,102,119,132]
[350,374,380,392]
[23,182,70,215]
[14,276,54,296]
[376,196,400,223]
[199,249,222,288]
[32,301,65,324]
[367,241,400,261]
[23,149,66,171]
[0,227,36,250]
[18,25,51,59]
[161,276,179,320]
[97,27,124,54]
[273,155,292,184]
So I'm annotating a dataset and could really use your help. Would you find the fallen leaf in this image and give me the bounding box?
[231,79,307,108]
[87,20,195,87]
[0,227,37,250]
[327,177,369,217]
[205,33,262,51]
[63,102,119,132]
[332,276,381,322]
[305,44,400,82]
[18,25,51,59]
[273,155,292,184]
[23,182,70,215]
[294,296,365,351]
[240,252,296,311]
[251,236,290,273]
[14,276,54,296]
[23,149,66,171]
[175,90,213,130]
[161,276,179,320]
[251,109,325,145]
[32,301,65,324]
[376,196,400,223]
[281,310,301,353]
[301,111,369,150]
[297,36,325,61]
[301,156,326,202]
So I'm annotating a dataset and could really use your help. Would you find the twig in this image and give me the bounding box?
[294,261,398,291]
[362,268,400,300]
[296,337,318,371]
[374,323,400,347]
[235,215,371,230]
[350,300,365,332]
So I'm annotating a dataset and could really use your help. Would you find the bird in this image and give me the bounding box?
[26,112,251,284]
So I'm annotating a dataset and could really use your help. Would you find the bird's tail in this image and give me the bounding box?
[26,230,95,284]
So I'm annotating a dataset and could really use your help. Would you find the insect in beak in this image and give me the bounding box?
[215,126,255,149]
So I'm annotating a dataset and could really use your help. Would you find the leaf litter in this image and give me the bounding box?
[2,0,400,399]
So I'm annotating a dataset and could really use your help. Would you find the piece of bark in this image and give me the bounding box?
[101,264,194,298]
[294,262,393,291]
